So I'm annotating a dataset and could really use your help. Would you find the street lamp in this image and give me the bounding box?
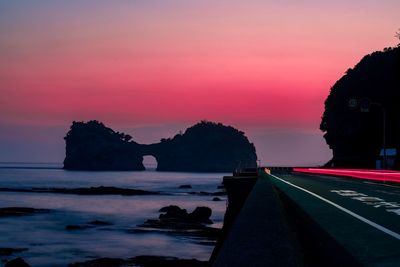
[348,98,387,169]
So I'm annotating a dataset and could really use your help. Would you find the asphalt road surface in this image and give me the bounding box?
[268,170,400,267]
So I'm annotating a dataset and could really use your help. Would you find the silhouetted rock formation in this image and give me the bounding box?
[149,121,257,172]
[64,120,257,172]
[157,205,212,223]
[135,205,220,241]
[0,187,158,196]
[5,257,30,267]
[69,256,208,267]
[320,47,400,168]
[0,207,49,217]
[64,121,144,170]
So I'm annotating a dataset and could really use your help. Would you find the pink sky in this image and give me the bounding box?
[0,0,399,165]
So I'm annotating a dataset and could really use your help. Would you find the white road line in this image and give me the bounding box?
[269,173,400,241]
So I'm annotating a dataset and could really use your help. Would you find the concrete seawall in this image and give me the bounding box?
[211,170,299,266]
[210,169,361,267]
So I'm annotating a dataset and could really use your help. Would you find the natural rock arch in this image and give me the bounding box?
[63,120,257,172]
[142,155,158,170]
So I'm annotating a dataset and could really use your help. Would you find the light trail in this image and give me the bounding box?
[293,168,400,183]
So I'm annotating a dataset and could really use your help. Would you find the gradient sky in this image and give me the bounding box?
[1,0,399,166]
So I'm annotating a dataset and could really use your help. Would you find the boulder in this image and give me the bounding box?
[158,206,188,220]
[178,185,192,189]
[5,258,30,267]
[188,207,212,223]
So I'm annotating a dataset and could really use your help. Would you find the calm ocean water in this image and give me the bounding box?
[0,162,227,267]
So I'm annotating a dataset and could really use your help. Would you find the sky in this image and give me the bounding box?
[0,0,399,166]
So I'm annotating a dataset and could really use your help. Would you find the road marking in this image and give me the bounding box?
[269,173,400,241]
[331,190,400,210]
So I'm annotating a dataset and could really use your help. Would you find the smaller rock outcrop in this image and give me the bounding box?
[63,120,144,170]
[5,258,31,267]
[69,256,208,267]
[0,207,49,217]
[135,205,219,241]
[178,184,192,189]
[188,207,212,223]
[157,205,212,224]
[0,187,158,196]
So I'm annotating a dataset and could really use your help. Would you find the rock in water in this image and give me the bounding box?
[153,121,257,172]
[68,257,125,267]
[63,120,257,172]
[69,256,208,267]
[188,207,212,223]
[0,207,49,217]
[63,120,145,170]
[5,258,31,267]
[136,205,220,241]
[178,184,192,189]
[158,205,188,220]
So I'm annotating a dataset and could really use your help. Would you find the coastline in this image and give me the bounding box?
[0,166,227,266]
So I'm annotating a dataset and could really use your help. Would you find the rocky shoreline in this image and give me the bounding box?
[0,179,226,266]
[0,186,227,198]
[134,205,221,243]
[0,186,159,196]
[0,207,50,217]
[69,255,209,267]
[1,204,220,266]
[2,256,209,267]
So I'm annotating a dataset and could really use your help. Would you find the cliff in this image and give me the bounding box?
[63,120,257,172]
[150,121,257,172]
[63,121,144,170]
[320,46,400,168]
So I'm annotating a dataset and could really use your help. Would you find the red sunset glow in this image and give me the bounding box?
[0,0,399,164]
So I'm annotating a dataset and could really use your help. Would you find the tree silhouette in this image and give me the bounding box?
[320,46,400,168]
[154,121,257,171]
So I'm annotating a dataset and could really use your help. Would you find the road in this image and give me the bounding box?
[267,170,400,267]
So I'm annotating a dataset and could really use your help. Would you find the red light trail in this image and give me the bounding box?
[293,168,400,183]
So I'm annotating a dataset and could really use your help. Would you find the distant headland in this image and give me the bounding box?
[63,120,257,172]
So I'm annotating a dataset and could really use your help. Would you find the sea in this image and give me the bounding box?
[0,162,228,267]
